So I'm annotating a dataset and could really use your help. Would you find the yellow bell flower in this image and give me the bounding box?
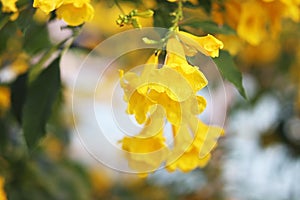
[1,0,19,20]
[166,118,224,172]
[120,54,202,124]
[121,106,168,175]
[33,0,63,14]
[237,1,268,45]
[1,0,17,12]
[166,38,208,92]
[0,177,7,200]
[177,31,224,57]
[56,0,94,26]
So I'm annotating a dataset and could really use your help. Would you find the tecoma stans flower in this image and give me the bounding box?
[33,0,63,13]
[166,118,224,172]
[177,31,224,57]
[1,0,19,20]
[121,106,169,176]
[33,0,94,26]
[56,0,94,26]
[1,0,17,12]
[119,32,224,175]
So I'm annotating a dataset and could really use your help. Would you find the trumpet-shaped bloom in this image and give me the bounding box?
[237,1,268,45]
[33,0,63,13]
[56,0,94,26]
[178,31,224,57]
[1,0,17,12]
[121,106,168,174]
[166,37,208,92]
[33,0,94,26]
[166,118,224,172]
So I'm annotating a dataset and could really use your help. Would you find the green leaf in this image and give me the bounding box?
[213,50,247,98]
[181,19,235,35]
[22,57,61,149]
[16,6,35,34]
[11,73,28,124]
[23,23,51,55]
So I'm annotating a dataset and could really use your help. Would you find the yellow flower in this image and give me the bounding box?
[33,0,63,14]
[1,0,19,20]
[120,54,203,124]
[237,1,268,45]
[166,119,224,172]
[165,37,208,93]
[0,86,10,115]
[121,106,168,175]
[280,0,300,22]
[1,0,17,13]
[89,168,113,193]
[120,34,223,176]
[223,0,241,29]
[56,0,94,26]
[178,31,224,57]
[0,177,7,200]
[11,53,29,75]
[216,34,243,56]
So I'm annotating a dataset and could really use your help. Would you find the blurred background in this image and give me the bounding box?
[0,0,300,199]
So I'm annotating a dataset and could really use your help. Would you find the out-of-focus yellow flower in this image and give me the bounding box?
[239,39,281,65]
[223,0,241,29]
[56,0,94,26]
[89,168,113,194]
[43,136,64,160]
[280,0,300,22]
[33,0,63,14]
[0,86,10,115]
[11,53,29,75]
[1,0,17,13]
[216,0,300,45]
[1,0,19,20]
[178,31,224,57]
[237,1,268,46]
[216,34,243,56]
[0,176,7,200]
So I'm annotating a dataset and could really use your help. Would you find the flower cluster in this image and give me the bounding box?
[120,31,224,176]
[212,0,300,45]
[33,0,94,26]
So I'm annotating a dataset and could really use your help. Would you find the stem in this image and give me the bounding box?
[170,0,183,31]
